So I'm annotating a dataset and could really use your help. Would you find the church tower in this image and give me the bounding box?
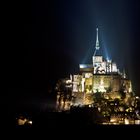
[92,28,104,74]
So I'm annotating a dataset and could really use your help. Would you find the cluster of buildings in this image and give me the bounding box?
[55,28,140,124]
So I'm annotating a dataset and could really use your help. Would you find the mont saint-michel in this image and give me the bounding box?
[55,28,140,125]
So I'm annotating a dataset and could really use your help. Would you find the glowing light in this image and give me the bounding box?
[66,80,72,84]
[28,121,32,125]
[135,120,140,125]
[17,117,32,126]
[124,118,129,125]
[18,118,27,125]
[136,96,139,99]
[106,57,110,62]
[110,118,117,123]
[89,105,92,107]
[79,64,93,69]
[98,79,106,92]
[98,107,101,112]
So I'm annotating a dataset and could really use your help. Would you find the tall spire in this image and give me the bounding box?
[93,28,100,56]
[95,28,99,50]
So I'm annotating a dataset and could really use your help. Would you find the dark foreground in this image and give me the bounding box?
[1,107,140,132]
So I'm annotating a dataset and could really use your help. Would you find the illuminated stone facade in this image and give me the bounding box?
[55,28,133,111]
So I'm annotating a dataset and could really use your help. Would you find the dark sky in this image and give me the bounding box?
[8,0,140,109]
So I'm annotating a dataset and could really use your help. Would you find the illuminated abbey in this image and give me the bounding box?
[56,28,133,111]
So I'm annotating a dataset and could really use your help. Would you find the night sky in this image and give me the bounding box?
[7,0,140,112]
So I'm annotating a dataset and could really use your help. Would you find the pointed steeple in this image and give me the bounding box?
[95,28,100,50]
[93,28,100,56]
